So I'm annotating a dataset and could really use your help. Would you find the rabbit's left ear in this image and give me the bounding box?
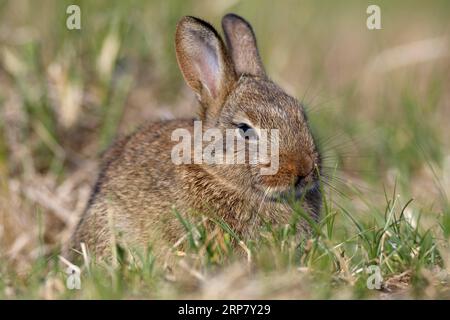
[175,16,236,120]
[222,13,265,77]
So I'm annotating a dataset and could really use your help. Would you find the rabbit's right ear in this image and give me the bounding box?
[222,14,265,77]
[175,16,236,120]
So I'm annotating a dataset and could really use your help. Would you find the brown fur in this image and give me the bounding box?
[67,14,322,262]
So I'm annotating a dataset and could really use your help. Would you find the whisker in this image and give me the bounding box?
[320,179,350,199]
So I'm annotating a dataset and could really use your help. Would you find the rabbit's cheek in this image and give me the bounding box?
[259,172,294,190]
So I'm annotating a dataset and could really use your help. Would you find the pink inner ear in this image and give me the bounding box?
[194,44,219,98]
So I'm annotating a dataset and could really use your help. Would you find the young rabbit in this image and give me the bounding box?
[67,14,322,261]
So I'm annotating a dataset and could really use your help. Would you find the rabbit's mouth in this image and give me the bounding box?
[264,180,320,203]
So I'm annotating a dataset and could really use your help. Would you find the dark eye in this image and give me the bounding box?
[237,123,251,133]
[235,123,257,140]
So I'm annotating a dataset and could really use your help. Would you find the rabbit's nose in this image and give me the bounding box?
[293,155,314,187]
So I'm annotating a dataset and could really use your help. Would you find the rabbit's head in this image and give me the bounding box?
[175,14,321,208]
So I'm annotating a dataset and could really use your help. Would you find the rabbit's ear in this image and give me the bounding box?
[175,16,236,119]
[222,13,265,77]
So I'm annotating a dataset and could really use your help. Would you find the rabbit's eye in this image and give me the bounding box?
[236,123,258,140]
[237,123,251,133]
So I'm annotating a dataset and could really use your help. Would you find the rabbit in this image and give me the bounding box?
[66,13,322,262]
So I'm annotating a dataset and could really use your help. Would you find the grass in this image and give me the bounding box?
[2,185,447,299]
[0,0,449,299]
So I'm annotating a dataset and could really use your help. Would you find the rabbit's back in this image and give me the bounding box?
[70,119,194,258]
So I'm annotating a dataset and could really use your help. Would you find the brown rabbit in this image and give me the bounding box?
[67,14,322,261]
